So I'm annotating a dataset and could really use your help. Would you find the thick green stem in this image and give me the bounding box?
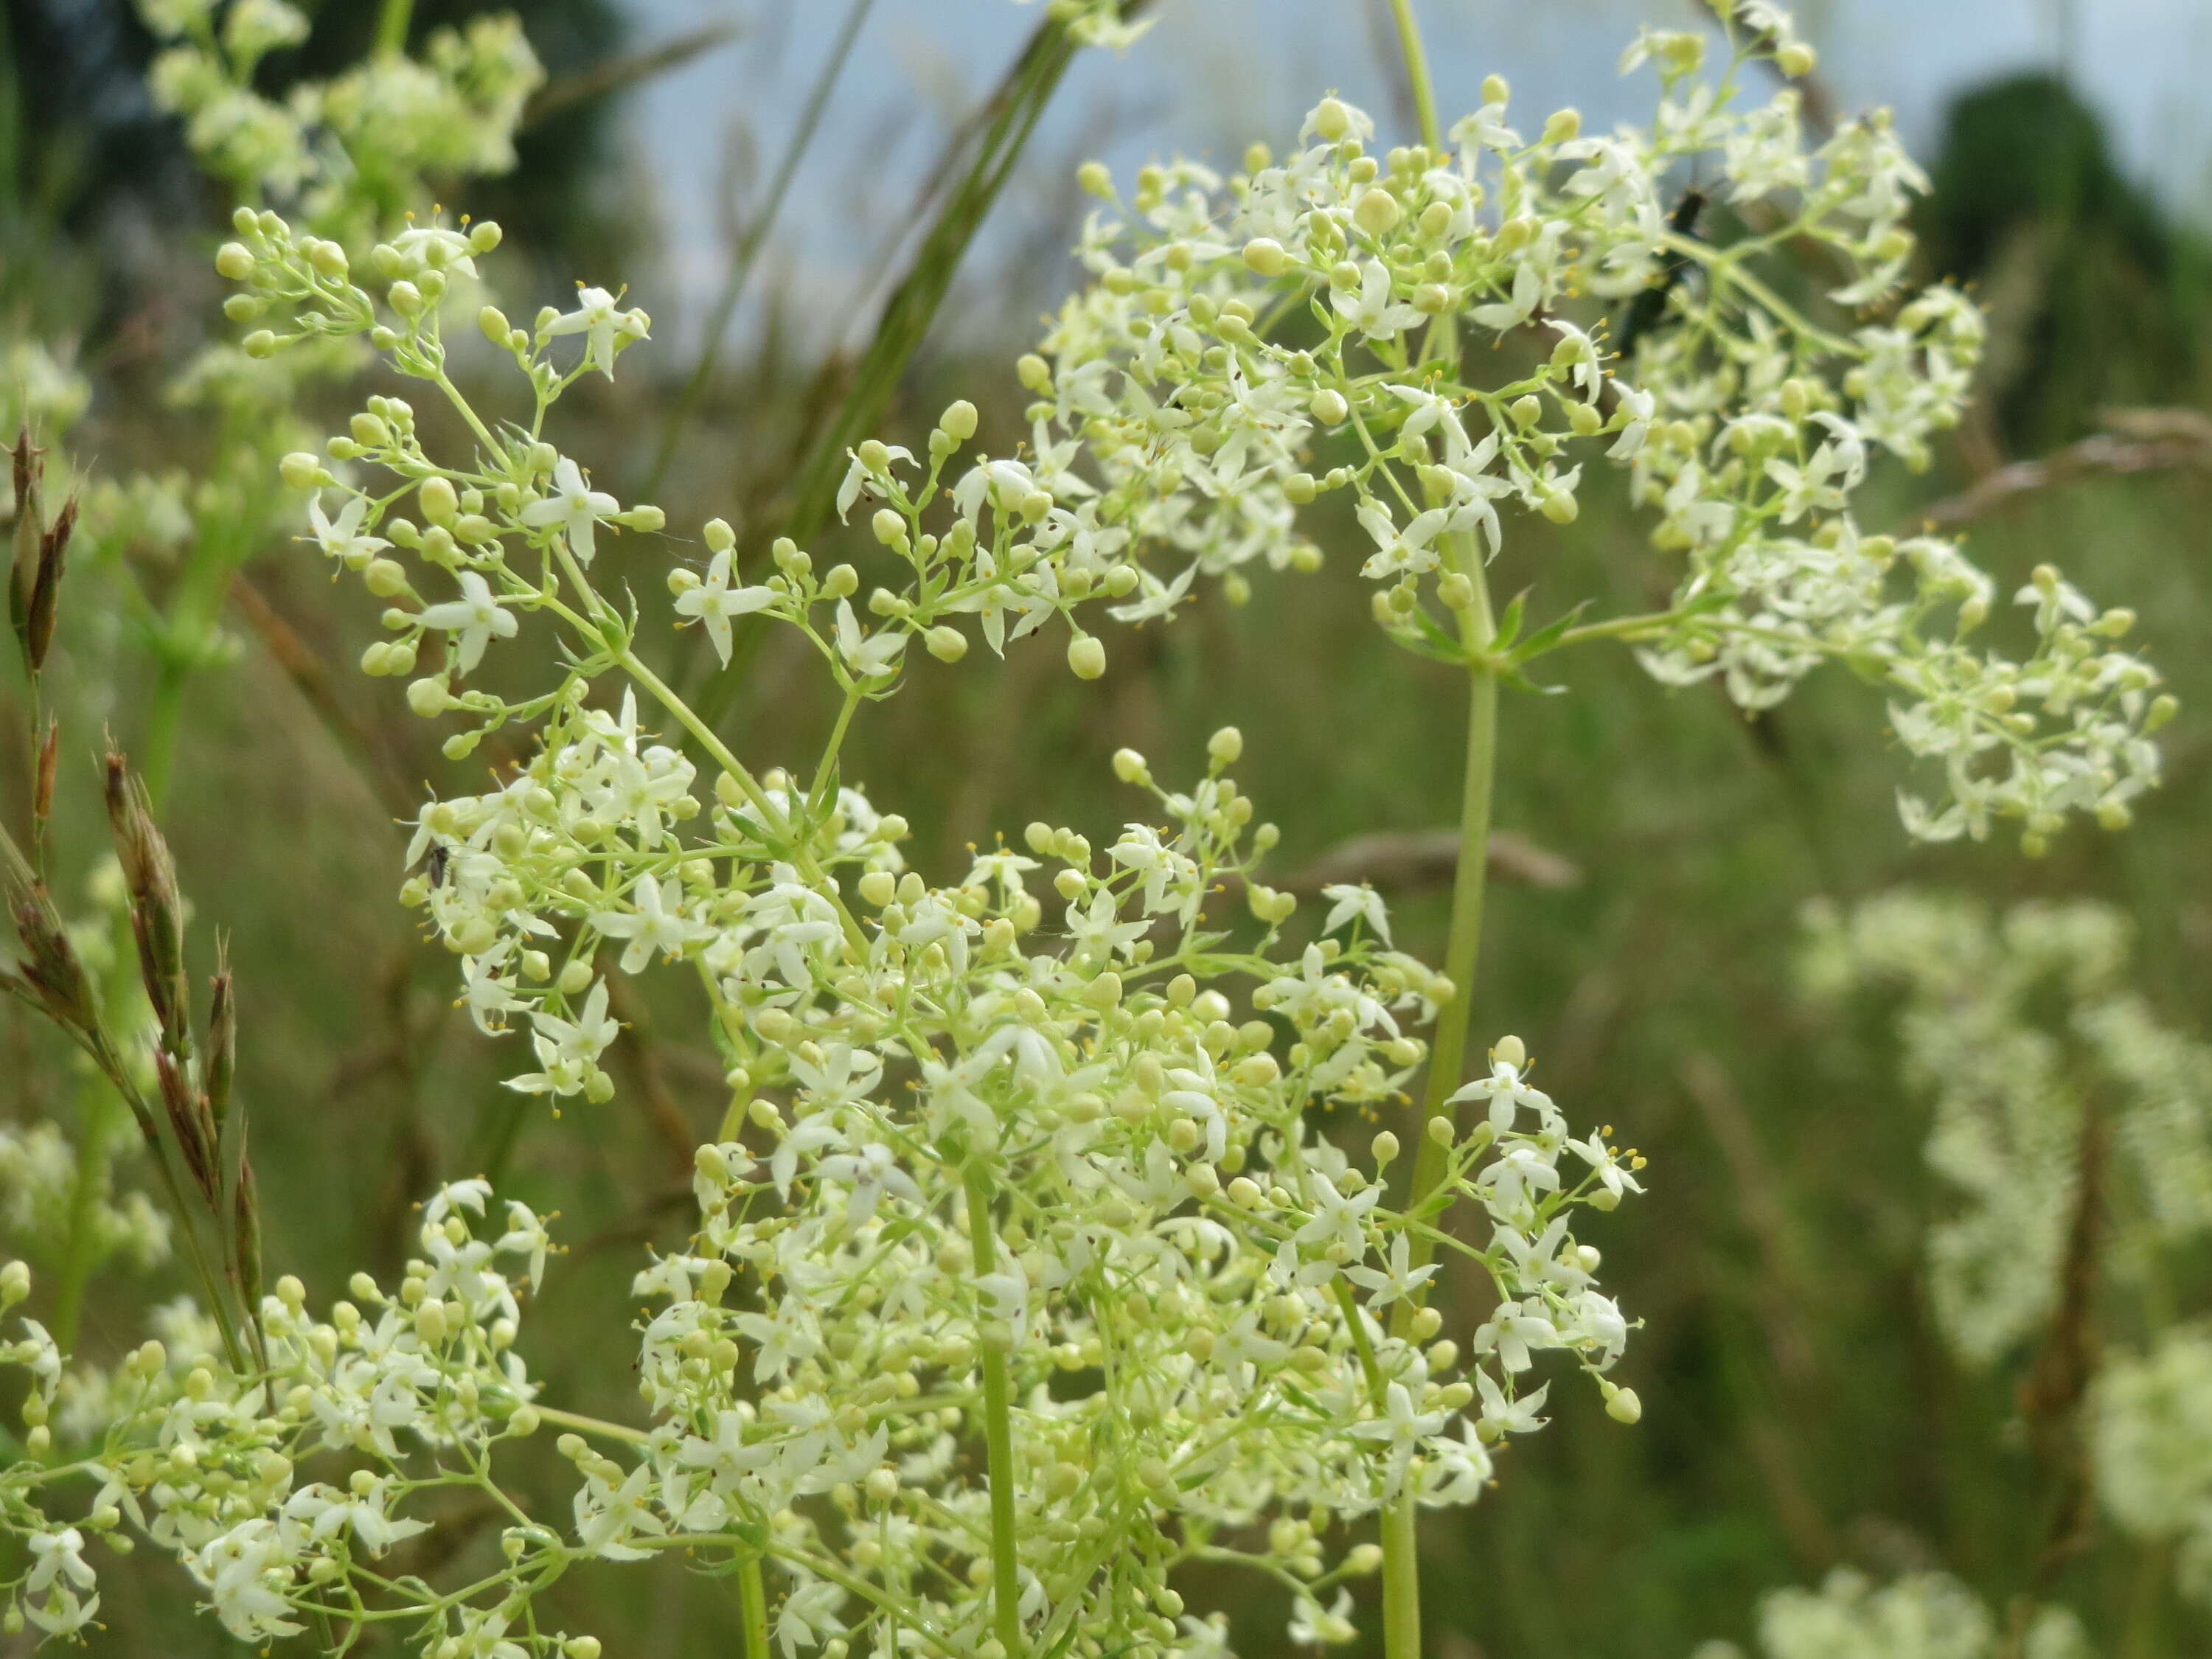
[374,0,414,56]
[962,1168,1023,1656]
[1380,1497,1424,1659]
[740,1554,772,1659]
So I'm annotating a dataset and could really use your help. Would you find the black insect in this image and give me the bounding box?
[425,844,451,891]
[1613,187,1708,360]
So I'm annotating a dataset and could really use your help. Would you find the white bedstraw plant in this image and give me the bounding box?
[0,3,2167,1657]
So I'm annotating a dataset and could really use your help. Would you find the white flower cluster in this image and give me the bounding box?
[1689,1568,2091,1659]
[2092,1327,2212,1604]
[50,161,1656,1650]
[0,1124,172,1276]
[140,0,543,244]
[1801,892,2212,1366]
[0,1189,602,1651]
[1013,7,2164,849]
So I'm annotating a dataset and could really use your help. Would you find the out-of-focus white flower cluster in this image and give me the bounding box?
[0,1124,172,1278]
[1015,5,2164,851]
[1689,1568,2092,1659]
[0,1191,594,1649]
[1013,0,1155,50]
[1802,891,2212,1367]
[139,0,542,246]
[2093,1327,2212,1605]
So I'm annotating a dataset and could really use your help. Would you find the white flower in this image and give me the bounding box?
[673,547,776,666]
[307,492,388,566]
[521,456,620,562]
[24,1527,98,1635]
[1319,882,1392,947]
[417,570,518,673]
[545,285,647,379]
[834,598,906,680]
[591,877,710,973]
[1345,1232,1438,1308]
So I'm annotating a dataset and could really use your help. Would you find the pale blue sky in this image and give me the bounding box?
[611,0,2212,351]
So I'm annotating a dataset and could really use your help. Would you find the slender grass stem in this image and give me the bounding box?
[962,1167,1023,1656]
[641,0,880,498]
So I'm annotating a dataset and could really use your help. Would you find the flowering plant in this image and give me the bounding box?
[0,2,2168,1656]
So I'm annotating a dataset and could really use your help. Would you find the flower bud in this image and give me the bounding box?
[1067,635,1107,680]
[1543,108,1582,143]
[1113,748,1150,785]
[279,452,323,490]
[1242,237,1289,277]
[925,625,967,663]
[1604,1383,1643,1425]
[215,242,256,281]
[1354,187,1402,237]
[1207,726,1243,765]
[0,1261,27,1307]
[1313,97,1352,142]
[1311,389,1349,426]
[1371,1130,1400,1166]
[1077,160,1112,197]
[938,399,979,442]
[1776,42,1817,77]
[388,280,423,317]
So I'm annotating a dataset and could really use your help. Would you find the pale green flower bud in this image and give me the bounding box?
[939,399,979,442]
[0,1261,27,1307]
[557,960,594,996]
[1313,97,1352,141]
[1112,748,1150,785]
[1068,635,1107,679]
[1543,108,1582,142]
[1354,187,1401,237]
[1207,726,1243,765]
[1077,160,1112,197]
[278,449,324,488]
[406,677,450,717]
[419,476,458,524]
[1311,389,1348,426]
[925,626,967,663]
[1242,237,1288,276]
[1604,1383,1643,1424]
[215,241,256,281]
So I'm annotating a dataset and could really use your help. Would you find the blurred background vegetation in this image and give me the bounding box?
[4,1,2212,1655]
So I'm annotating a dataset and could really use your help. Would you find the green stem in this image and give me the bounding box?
[1385,0,1444,152]
[740,1554,772,1659]
[1382,538,1499,1659]
[962,1167,1023,1657]
[374,0,414,57]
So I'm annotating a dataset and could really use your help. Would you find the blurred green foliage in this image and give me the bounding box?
[7,14,2212,1658]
